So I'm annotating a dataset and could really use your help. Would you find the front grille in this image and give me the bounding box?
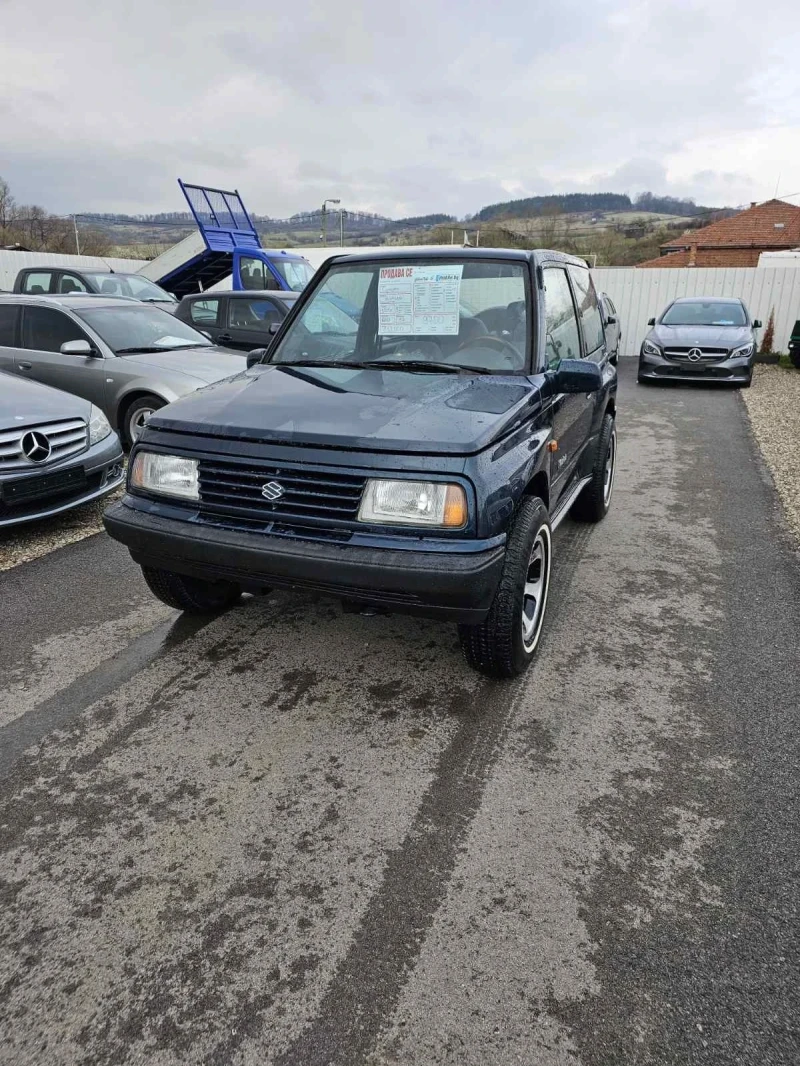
[197,458,367,533]
[664,347,728,362]
[0,418,88,472]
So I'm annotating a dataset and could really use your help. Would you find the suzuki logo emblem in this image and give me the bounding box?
[261,480,284,501]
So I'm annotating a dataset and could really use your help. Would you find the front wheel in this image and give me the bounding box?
[123,395,165,448]
[141,567,242,613]
[459,497,552,678]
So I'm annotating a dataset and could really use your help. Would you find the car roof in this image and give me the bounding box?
[0,293,149,310]
[671,296,744,304]
[182,290,299,301]
[319,247,590,269]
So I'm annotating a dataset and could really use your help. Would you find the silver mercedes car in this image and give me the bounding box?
[0,295,247,446]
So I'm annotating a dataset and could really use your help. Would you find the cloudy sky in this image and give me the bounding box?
[2,0,799,220]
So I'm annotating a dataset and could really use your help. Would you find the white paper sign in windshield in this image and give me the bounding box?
[378,265,463,336]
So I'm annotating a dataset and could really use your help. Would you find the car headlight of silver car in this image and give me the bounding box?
[358,479,467,528]
[642,340,661,357]
[88,404,112,445]
[130,451,199,501]
[731,342,755,359]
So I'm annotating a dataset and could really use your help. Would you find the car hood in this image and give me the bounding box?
[148,364,541,455]
[649,323,753,349]
[120,346,247,384]
[0,371,89,429]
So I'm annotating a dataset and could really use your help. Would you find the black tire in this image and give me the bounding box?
[790,351,800,370]
[737,375,752,389]
[571,414,616,523]
[458,497,552,678]
[141,566,242,614]
[122,395,165,448]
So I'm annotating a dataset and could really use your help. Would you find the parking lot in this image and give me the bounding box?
[1,360,799,1065]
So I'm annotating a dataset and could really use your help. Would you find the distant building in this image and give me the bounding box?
[637,199,800,268]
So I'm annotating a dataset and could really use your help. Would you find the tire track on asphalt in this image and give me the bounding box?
[0,612,210,781]
[270,522,592,1066]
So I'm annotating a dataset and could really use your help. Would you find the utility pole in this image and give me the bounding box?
[72,214,81,255]
[339,208,346,247]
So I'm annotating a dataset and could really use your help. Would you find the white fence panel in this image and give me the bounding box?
[593,267,800,356]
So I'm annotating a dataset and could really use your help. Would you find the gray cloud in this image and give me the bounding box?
[1,0,799,218]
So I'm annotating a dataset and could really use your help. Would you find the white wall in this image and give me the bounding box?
[593,267,800,355]
[0,250,145,291]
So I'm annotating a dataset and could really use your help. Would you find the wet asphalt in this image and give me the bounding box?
[0,360,798,1066]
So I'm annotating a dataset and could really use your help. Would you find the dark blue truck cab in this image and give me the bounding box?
[104,249,617,677]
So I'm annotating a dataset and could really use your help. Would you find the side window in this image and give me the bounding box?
[543,268,582,367]
[21,272,53,295]
[188,298,220,325]
[568,267,605,354]
[22,307,88,352]
[57,273,89,294]
[607,298,616,316]
[228,298,282,330]
[0,305,19,346]
[239,256,279,291]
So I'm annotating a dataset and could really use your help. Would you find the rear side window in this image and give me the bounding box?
[188,298,221,325]
[568,267,605,353]
[228,298,283,330]
[21,271,53,295]
[543,268,581,367]
[22,307,88,352]
[0,305,19,346]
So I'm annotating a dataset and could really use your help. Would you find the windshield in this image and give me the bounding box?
[76,305,212,353]
[661,301,747,327]
[270,259,529,374]
[271,258,315,291]
[81,273,176,302]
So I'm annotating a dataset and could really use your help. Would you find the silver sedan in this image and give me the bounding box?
[0,294,247,445]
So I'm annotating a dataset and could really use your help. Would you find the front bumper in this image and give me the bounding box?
[103,499,506,624]
[0,434,124,528]
[638,349,753,383]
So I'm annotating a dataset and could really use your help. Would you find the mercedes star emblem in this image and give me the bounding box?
[261,480,284,501]
[687,348,703,362]
[21,430,52,463]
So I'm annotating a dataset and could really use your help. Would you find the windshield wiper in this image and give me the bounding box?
[115,344,205,354]
[357,360,491,375]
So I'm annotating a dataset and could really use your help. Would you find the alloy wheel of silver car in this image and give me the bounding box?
[521,525,552,653]
[603,426,617,506]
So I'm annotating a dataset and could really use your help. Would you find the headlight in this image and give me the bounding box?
[731,343,754,359]
[130,451,199,501]
[358,479,467,528]
[642,340,661,356]
[88,404,112,445]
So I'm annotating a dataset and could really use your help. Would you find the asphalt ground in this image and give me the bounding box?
[1,361,798,1066]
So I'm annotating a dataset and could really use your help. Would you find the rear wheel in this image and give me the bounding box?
[142,567,242,613]
[459,497,552,678]
[571,414,616,523]
[123,395,165,447]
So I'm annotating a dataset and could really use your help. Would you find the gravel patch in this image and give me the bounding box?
[742,365,800,542]
[0,485,123,572]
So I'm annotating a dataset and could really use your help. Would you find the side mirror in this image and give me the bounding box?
[752,319,762,329]
[606,315,617,325]
[60,339,96,358]
[647,317,656,326]
[268,322,280,335]
[552,358,603,394]
[247,348,270,369]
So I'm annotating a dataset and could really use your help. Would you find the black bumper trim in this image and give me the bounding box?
[104,501,505,623]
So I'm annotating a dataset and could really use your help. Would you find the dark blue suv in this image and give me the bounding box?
[104,249,617,677]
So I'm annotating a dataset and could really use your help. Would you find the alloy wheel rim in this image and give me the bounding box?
[131,408,155,441]
[603,428,617,506]
[521,527,551,653]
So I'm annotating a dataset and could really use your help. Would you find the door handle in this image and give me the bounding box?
[18,361,32,369]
